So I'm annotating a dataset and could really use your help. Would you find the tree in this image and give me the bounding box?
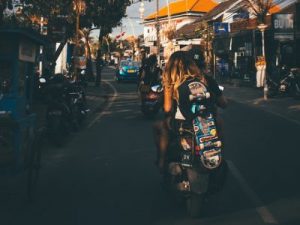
[19,0,80,73]
[1,0,133,82]
[83,0,131,86]
[244,0,283,23]
[193,21,214,71]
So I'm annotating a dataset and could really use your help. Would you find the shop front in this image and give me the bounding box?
[271,10,299,70]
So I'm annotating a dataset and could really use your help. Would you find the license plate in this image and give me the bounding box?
[145,101,156,106]
[127,70,135,73]
[180,151,193,167]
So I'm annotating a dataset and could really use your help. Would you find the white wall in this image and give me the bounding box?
[55,43,68,74]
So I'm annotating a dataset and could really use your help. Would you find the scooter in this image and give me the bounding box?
[140,83,163,117]
[267,66,295,98]
[162,85,227,218]
[42,74,88,146]
[43,75,73,146]
[289,68,300,99]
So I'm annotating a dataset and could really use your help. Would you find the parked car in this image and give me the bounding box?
[115,60,141,82]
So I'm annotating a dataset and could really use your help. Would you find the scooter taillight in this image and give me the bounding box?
[146,92,159,100]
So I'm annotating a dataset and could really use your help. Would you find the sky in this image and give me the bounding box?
[91,0,223,38]
[89,0,169,39]
[113,0,224,37]
[112,0,170,37]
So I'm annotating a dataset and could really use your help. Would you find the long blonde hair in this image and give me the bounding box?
[163,51,204,101]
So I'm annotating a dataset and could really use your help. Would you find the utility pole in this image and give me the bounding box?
[156,0,161,67]
[257,23,268,100]
[39,17,44,75]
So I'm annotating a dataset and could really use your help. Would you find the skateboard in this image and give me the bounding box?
[187,81,222,169]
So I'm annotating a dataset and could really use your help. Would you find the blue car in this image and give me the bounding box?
[115,60,141,82]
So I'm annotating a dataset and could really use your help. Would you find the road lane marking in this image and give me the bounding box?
[227,160,279,224]
[87,80,118,128]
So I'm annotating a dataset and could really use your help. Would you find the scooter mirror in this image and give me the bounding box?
[39,78,46,83]
[151,84,163,93]
[218,85,224,91]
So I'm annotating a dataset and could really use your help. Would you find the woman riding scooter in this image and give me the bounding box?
[154,50,227,174]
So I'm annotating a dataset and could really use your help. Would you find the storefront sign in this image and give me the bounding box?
[273,14,294,41]
[213,22,229,35]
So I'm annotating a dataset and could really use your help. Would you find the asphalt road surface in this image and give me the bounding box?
[0,67,299,225]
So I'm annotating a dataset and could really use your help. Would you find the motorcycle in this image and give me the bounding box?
[140,83,163,117]
[43,75,72,146]
[162,85,227,217]
[267,66,296,98]
[42,74,88,146]
[65,80,89,128]
[289,68,300,99]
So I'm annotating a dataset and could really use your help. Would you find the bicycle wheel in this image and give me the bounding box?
[27,131,43,201]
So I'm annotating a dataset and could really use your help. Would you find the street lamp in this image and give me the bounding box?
[139,1,145,19]
[257,23,268,100]
[73,0,86,80]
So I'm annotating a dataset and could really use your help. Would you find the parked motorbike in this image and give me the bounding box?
[42,74,88,146]
[66,79,89,128]
[267,66,298,98]
[290,68,300,99]
[140,83,163,117]
[162,86,227,217]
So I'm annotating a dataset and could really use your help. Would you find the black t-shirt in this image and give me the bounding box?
[177,75,222,121]
[142,65,160,85]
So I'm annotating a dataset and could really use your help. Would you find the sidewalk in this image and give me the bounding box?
[223,84,300,125]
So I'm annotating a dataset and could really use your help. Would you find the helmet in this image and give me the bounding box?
[187,47,205,69]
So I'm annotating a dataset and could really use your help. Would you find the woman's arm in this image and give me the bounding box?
[164,87,173,113]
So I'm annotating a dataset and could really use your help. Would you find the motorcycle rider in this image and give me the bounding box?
[139,54,161,86]
[154,50,227,172]
[138,54,162,102]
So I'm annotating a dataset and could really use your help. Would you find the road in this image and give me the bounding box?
[0,67,299,225]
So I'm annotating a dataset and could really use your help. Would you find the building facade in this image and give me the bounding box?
[143,0,218,59]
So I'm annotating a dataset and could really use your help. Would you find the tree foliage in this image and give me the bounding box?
[1,0,131,41]
[83,0,130,39]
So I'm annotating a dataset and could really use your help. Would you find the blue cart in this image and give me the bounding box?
[0,28,46,200]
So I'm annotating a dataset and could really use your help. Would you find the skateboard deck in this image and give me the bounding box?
[187,81,222,169]
[193,114,222,169]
